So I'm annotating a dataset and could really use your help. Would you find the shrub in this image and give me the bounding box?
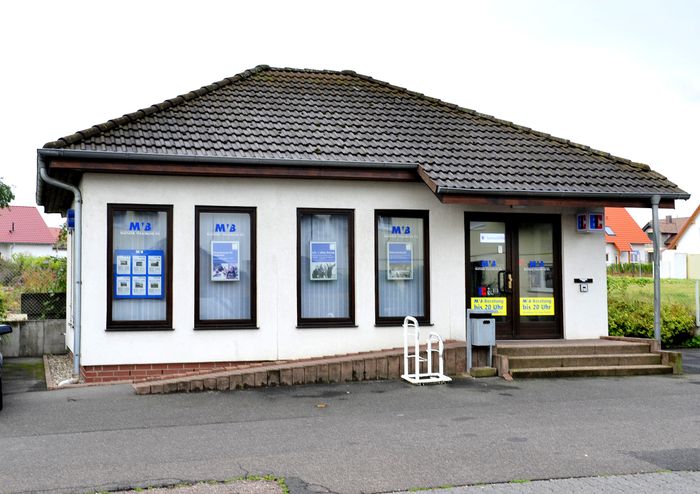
[608,298,696,347]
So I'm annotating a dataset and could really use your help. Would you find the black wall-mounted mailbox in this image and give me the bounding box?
[574,278,593,284]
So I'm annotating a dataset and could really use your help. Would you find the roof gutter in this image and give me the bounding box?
[37,155,82,381]
[436,185,690,201]
[37,148,419,168]
[36,148,420,206]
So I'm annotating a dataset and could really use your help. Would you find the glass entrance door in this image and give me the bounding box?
[466,215,561,339]
[467,220,513,339]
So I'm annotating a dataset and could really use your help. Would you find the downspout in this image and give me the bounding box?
[37,156,82,384]
[651,195,662,343]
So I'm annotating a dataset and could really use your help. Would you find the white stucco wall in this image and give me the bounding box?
[73,173,609,365]
[561,213,608,340]
[674,217,700,254]
[0,242,63,259]
[605,243,618,265]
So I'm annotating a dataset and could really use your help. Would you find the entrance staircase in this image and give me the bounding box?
[494,337,681,379]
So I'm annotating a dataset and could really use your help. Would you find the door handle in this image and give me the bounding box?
[507,273,513,291]
[497,270,505,294]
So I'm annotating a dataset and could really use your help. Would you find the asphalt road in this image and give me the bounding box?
[1,372,699,494]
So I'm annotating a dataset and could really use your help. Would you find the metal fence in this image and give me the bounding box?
[0,254,66,320]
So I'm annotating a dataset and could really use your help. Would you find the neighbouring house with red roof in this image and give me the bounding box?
[604,208,652,264]
[0,206,66,259]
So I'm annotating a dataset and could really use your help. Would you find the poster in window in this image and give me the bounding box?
[148,276,162,297]
[132,255,147,275]
[116,255,131,275]
[211,241,240,281]
[387,242,413,280]
[116,276,131,297]
[310,241,337,281]
[148,255,162,275]
[132,276,147,296]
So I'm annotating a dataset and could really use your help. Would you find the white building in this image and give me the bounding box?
[36,66,689,382]
[0,205,65,259]
[659,205,700,279]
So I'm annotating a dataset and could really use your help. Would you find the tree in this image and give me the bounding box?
[0,179,14,208]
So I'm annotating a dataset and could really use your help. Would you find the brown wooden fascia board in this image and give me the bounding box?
[439,193,676,209]
[416,166,438,193]
[49,160,420,182]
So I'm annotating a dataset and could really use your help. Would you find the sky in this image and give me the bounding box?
[0,0,698,227]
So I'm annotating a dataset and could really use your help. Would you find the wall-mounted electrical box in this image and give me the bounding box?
[574,278,593,293]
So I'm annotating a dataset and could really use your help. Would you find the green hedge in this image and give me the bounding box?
[607,263,652,276]
[608,276,697,347]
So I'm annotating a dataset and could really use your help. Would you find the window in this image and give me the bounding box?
[605,226,615,236]
[195,207,256,329]
[297,209,354,327]
[107,204,172,330]
[375,210,430,325]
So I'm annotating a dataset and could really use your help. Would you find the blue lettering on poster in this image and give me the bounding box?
[390,225,412,235]
[128,222,152,232]
[214,223,237,233]
[528,260,545,268]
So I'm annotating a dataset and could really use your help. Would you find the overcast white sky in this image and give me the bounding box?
[0,0,698,226]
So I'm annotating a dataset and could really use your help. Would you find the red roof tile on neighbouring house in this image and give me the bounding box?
[48,227,62,243]
[0,206,56,244]
[605,208,652,253]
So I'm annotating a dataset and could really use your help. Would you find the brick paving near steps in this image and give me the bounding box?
[132,341,467,395]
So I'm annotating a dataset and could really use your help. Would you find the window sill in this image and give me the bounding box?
[296,323,358,329]
[374,321,433,328]
[194,325,259,331]
[105,327,174,332]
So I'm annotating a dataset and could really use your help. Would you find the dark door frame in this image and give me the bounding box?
[464,212,563,340]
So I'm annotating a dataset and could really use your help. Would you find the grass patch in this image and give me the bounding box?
[3,359,45,381]
[509,479,530,483]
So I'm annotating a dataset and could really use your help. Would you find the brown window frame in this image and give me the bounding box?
[296,208,356,328]
[194,206,257,330]
[374,210,431,326]
[106,203,173,331]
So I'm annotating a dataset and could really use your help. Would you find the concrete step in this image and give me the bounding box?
[511,364,673,378]
[508,353,662,369]
[496,342,651,357]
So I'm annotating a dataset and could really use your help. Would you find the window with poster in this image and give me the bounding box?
[107,204,172,330]
[195,206,257,329]
[374,210,430,325]
[297,209,355,327]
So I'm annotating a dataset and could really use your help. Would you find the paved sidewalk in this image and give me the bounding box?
[398,471,700,493]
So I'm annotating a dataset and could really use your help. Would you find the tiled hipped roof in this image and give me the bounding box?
[42,65,686,205]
